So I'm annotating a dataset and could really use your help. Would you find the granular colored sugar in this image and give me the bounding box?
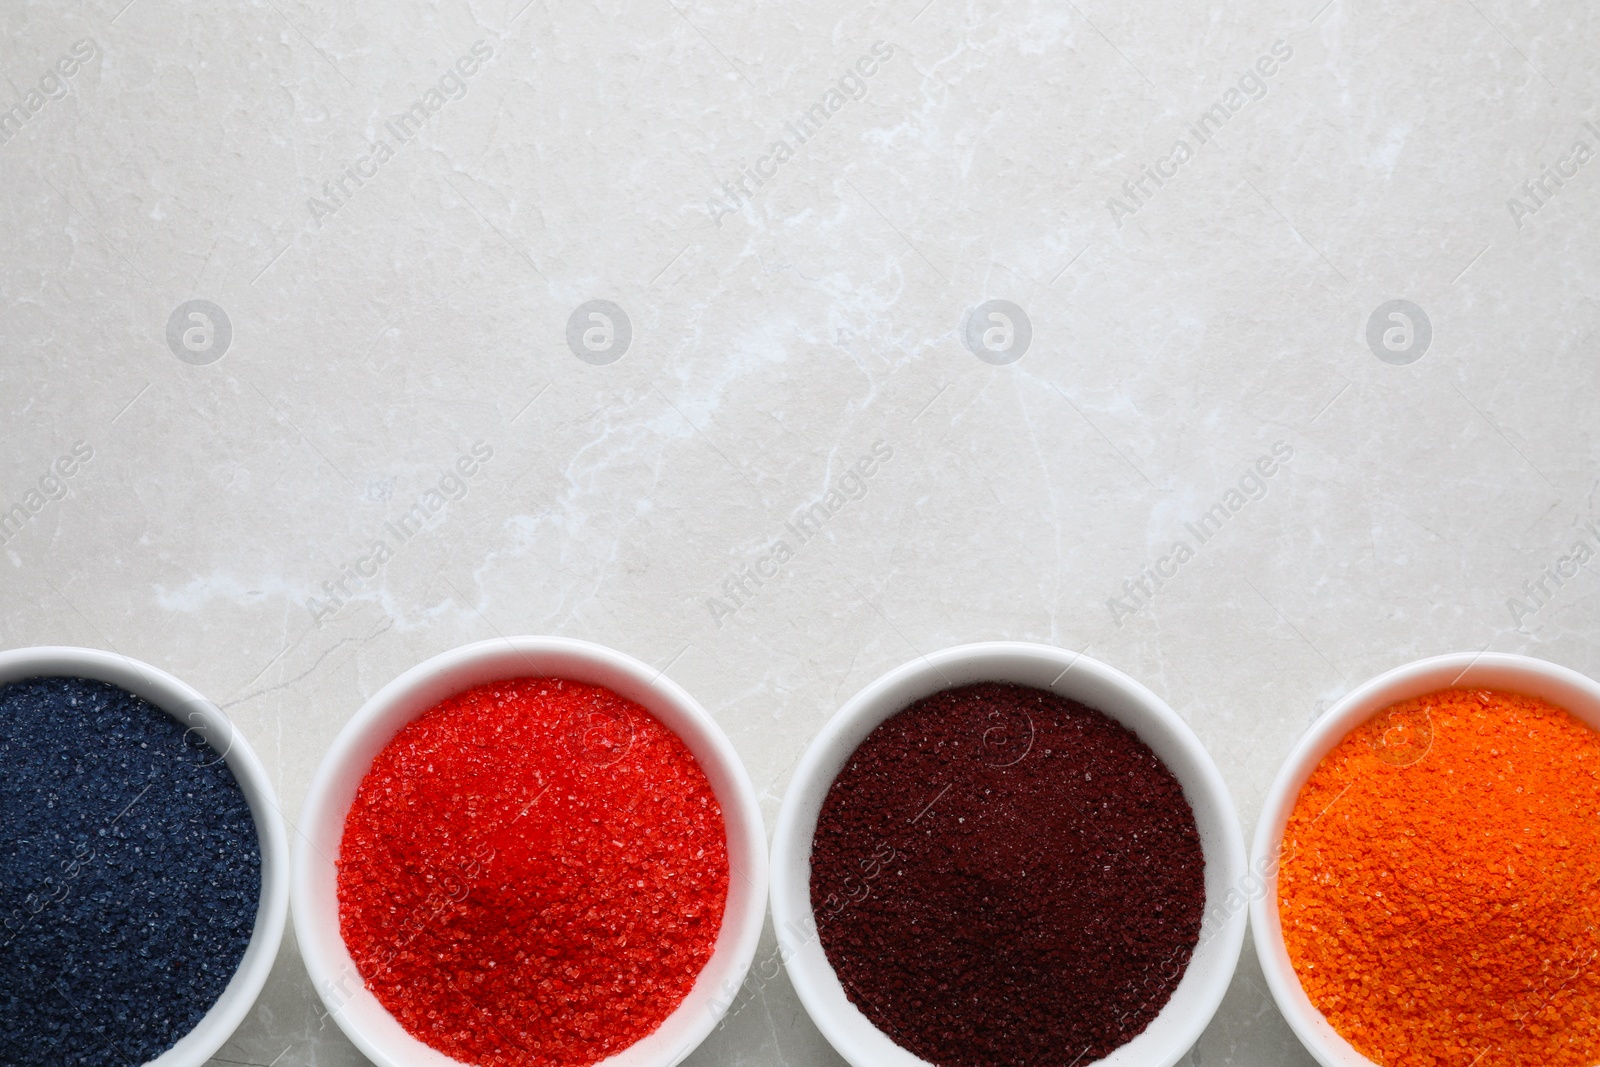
[811,681,1206,1067]
[338,677,729,1067]
[0,676,261,1065]
[1280,688,1600,1067]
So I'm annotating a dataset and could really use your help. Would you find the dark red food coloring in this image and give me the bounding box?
[337,677,729,1067]
[811,682,1205,1067]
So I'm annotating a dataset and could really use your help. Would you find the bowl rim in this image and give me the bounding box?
[1249,651,1600,1067]
[291,634,768,1067]
[769,640,1247,1067]
[0,644,290,1067]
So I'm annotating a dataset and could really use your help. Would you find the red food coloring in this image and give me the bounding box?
[811,682,1205,1067]
[337,678,729,1067]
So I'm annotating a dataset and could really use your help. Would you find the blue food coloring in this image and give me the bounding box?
[0,676,260,1065]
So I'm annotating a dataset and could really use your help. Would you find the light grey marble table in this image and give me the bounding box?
[3,0,1598,1063]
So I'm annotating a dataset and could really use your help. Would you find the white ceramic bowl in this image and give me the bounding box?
[1250,652,1600,1067]
[0,645,289,1067]
[293,636,768,1067]
[770,641,1247,1067]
